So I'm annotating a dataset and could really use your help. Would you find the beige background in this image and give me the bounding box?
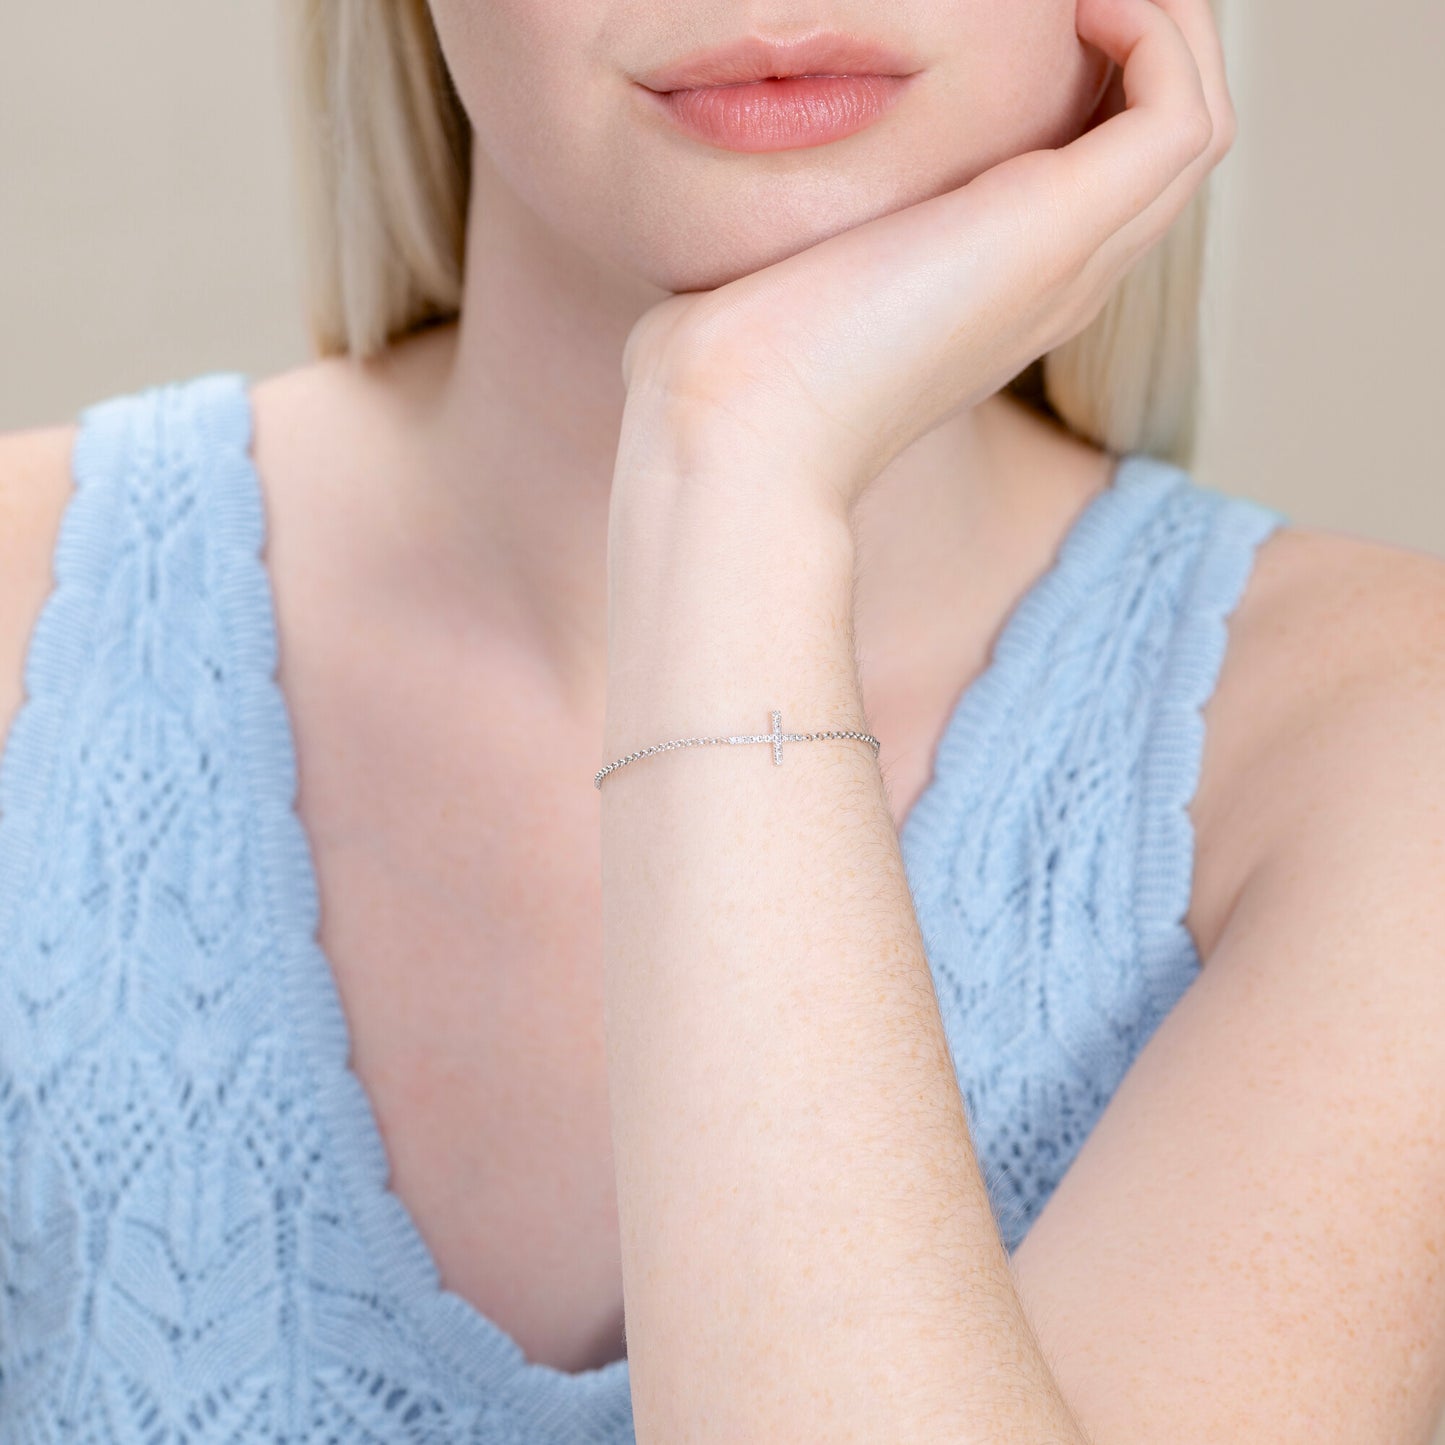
[2,2,1443,545]
[2,5,1444,1433]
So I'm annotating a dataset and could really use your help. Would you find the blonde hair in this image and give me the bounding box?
[285,0,1211,468]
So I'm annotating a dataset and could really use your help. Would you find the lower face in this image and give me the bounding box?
[427,1,1110,295]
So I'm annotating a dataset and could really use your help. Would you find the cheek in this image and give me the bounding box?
[429,0,627,231]
[429,0,602,166]
[934,2,1107,168]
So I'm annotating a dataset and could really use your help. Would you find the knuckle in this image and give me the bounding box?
[624,296,735,391]
[1033,169,1094,289]
[1181,104,1215,161]
[1214,101,1239,155]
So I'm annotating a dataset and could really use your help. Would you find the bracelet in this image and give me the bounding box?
[594,707,881,789]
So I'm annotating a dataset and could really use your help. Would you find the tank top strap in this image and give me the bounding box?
[1134,465,1289,988]
[0,369,256,984]
[901,452,1289,1252]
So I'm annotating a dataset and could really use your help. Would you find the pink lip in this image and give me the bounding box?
[635,31,921,93]
[634,32,921,154]
[642,75,915,153]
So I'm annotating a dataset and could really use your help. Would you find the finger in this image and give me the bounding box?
[1107,0,1238,250]
[1056,0,1215,258]
[1149,0,1237,153]
[1078,0,1236,265]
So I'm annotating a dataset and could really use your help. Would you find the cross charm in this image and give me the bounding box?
[728,709,807,766]
[594,707,879,788]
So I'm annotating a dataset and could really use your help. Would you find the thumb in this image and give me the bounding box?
[1083,56,1127,132]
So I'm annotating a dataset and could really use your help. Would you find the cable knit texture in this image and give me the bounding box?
[0,372,1288,1441]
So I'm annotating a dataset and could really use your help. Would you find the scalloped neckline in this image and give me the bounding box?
[218,370,1160,1425]
[217,373,635,1432]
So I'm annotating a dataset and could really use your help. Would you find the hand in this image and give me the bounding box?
[619,0,1234,517]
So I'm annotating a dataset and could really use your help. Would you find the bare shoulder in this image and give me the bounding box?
[1219,519,1445,760]
[0,336,445,791]
[0,422,82,765]
[1191,515,1445,957]
[0,356,357,768]
[248,350,380,470]
[249,324,457,478]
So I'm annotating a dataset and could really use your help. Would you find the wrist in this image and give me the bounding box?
[602,424,862,748]
[607,462,856,589]
[609,389,858,541]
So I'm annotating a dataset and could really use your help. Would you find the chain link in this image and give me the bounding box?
[594,709,881,789]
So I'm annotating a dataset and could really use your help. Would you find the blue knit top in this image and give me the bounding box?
[0,372,1288,1442]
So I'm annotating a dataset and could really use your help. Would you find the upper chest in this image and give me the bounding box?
[281,620,632,1373]
[277,523,1293,1373]
[253,434,1311,1379]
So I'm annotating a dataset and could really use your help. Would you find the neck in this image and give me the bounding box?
[349,145,1098,722]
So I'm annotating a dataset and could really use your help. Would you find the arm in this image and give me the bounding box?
[1003,557,1445,1444]
[591,0,1445,1433]
[599,445,1088,1443]
[601,479,1445,1443]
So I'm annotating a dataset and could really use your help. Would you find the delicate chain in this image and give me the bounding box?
[594,708,881,789]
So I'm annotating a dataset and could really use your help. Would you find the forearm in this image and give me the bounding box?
[599,436,1086,1443]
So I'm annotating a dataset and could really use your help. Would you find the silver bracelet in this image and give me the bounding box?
[594,707,881,789]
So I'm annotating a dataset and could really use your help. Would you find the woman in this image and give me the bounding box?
[1,0,1442,1439]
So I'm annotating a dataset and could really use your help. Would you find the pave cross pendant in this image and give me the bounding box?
[728,709,803,766]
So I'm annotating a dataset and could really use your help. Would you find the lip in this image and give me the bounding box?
[635,31,921,93]
[634,32,921,153]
